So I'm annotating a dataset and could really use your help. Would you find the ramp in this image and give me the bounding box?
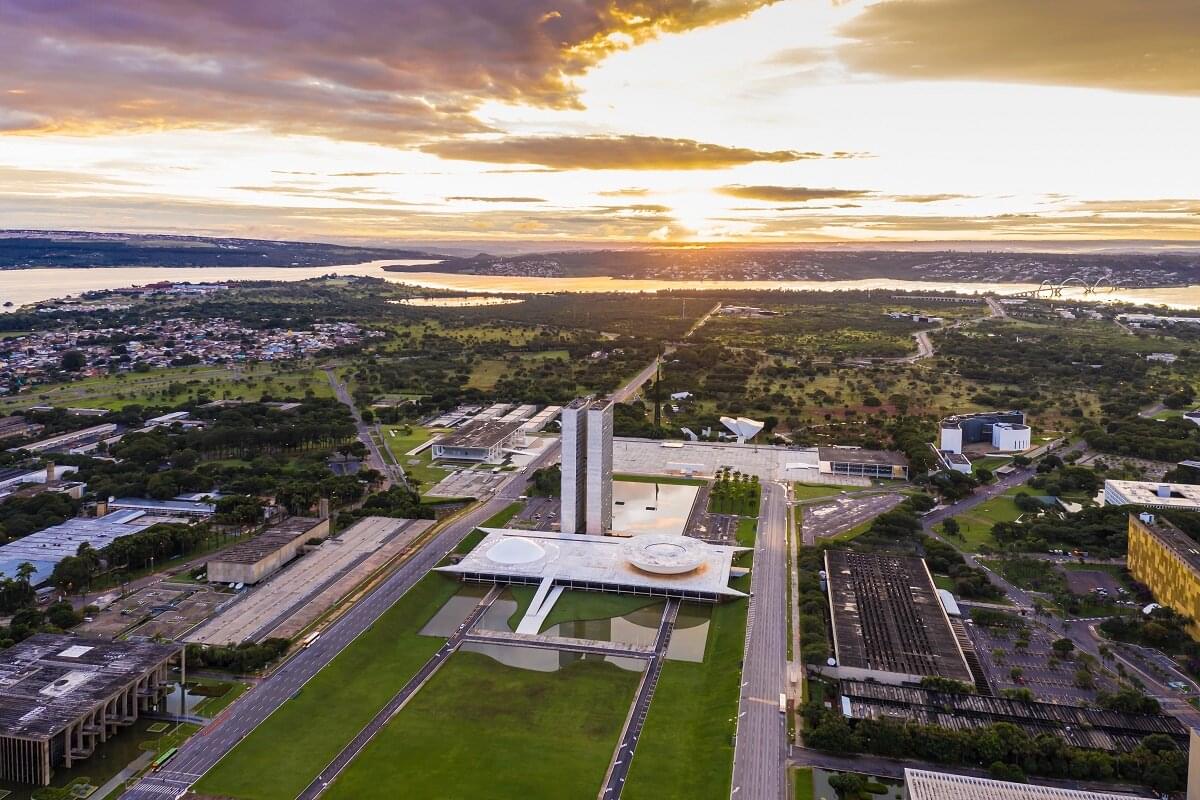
[515,576,564,634]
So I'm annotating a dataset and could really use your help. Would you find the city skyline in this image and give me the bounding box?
[2,1,1199,244]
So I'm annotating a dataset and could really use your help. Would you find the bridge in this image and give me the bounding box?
[1008,276,1121,298]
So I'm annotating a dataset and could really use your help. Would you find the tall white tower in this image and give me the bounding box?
[585,398,614,534]
[559,398,588,534]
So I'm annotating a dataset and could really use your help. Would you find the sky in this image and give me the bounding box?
[1,0,1199,246]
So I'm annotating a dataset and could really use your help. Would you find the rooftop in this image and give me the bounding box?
[0,512,154,584]
[940,410,1024,429]
[208,516,323,565]
[825,550,972,682]
[438,529,748,600]
[0,634,180,739]
[437,418,526,450]
[109,497,216,515]
[1131,514,1200,575]
[817,447,909,467]
[1106,479,1200,508]
[905,769,1141,800]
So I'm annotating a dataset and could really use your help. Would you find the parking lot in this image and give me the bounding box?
[80,583,230,641]
[801,493,903,544]
[1063,569,1123,597]
[968,618,1117,703]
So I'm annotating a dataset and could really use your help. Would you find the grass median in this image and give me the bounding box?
[324,650,639,799]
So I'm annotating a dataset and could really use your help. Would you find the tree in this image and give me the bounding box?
[942,518,961,538]
[828,773,867,800]
[1051,638,1075,658]
[60,349,86,372]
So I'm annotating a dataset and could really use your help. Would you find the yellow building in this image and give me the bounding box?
[1127,512,1200,638]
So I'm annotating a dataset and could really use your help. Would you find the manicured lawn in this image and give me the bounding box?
[538,590,660,631]
[794,767,815,800]
[932,574,956,592]
[972,456,1012,473]
[943,486,1027,551]
[623,557,751,799]
[324,651,638,800]
[189,678,248,716]
[614,472,708,486]
[193,572,463,800]
[792,483,858,501]
[736,517,757,547]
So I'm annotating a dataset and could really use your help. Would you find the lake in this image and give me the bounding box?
[2,259,1200,309]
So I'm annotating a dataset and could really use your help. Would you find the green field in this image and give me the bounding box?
[942,486,1028,551]
[324,652,639,799]
[623,538,751,799]
[0,362,333,413]
[192,572,462,800]
[614,473,708,486]
[538,590,660,632]
[792,483,859,501]
[794,767,815,800]
[189,678,249,717]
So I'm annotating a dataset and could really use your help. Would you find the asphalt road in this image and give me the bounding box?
[325,367,396,487]
[119,454,551,800]
[730,481,788,800]
[603,599,680,798]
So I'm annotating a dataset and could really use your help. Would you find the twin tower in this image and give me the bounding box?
[560,397,614,535]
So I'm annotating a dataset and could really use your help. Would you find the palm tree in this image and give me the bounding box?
[16,562,35,585]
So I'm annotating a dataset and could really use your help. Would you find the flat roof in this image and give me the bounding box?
[438,529,748,600]
[109,497,216,515]
[905,769,1138,800]
[817,447,909,467]
[825,550,972,682]
[209,516,323,565]
[1107,479,1200,508]
[437,418,526,450]
[940,410,1024,429]
[0,634,180,740]
[0,514,155,584]
[1131,514,1200,574]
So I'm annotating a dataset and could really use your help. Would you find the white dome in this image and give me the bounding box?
[623,534,707,575]
[485,536,546,566]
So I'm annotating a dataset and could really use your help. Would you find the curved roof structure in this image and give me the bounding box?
[485,536,549,566]
[622,534,707,575]
[719,416,765,443]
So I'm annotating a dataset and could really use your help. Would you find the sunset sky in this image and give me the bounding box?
[2,0,1199,245]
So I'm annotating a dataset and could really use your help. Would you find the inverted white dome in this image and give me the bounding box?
[623,534,707,575]
[486,536,546,566]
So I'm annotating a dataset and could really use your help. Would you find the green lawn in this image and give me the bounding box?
[943,486,1027,551]
[324,651,638,800]
[538,590,660,632]
[192,572,463,800]
[794,767,815,800]
[792,483,858,501]
[189,678,249,717]
[614,473,708,486]
[0,362,333,413]
[623,548,751,799]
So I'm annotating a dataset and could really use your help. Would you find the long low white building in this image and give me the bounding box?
[1104,479,1200,511]
[905,769,1139,800]
[438,529,748,602]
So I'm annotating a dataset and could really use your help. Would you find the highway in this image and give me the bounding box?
[730,481,788,800]
[602,599,680,799]
[119,445,557,800]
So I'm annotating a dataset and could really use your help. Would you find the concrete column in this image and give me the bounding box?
[63,724,72,768]
[99,702,107,743]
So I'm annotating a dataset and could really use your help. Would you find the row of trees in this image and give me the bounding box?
[709,470,760,516]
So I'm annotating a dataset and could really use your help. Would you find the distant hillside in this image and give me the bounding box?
[383,247,1200,287]
[0,230,443,269]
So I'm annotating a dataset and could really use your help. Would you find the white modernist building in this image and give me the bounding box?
[904,769,1135,800]
[991,422,1032,452]
[719,416,764,444]
[1104,479,1200,511]
[560,397,613,534]
[939,410,1030,454]
[438,529,747,601]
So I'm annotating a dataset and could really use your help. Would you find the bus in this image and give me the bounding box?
[300,631,321,649]
[778,693,787,714]
[152,747,178,771]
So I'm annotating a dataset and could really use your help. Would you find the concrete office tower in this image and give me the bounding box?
[559,399,588,534]
[585,398,614,534]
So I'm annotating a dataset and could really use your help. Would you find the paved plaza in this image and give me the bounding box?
[612,437,870,485]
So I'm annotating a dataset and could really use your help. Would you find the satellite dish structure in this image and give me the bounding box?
[720,416,765,444]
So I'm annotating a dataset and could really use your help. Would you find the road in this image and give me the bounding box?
[730,481,788,800]
[324,366,397,487]
[296,586,502,800]
[119,449,555,800]
[602,599,680,799]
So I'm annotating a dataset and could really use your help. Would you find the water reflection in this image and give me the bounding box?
[459,641,648,673]
[542,603,710,663]
[611,481,699,537]
[419,584,488,636]
[390,296,523,307]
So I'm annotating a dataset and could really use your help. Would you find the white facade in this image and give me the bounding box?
[559,402,587,534]
[905,769,1133,800]
[1104,479,1200,511]
[991,422,1031,451]
[585,399,614,534]
[938,425,963,454]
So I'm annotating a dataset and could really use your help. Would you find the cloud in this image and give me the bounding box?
[888,193,975,203]
[1070,199,1200,214]
[717,185,871,202]
[597,188,651,197]
[425,135,816,170]
[837,0,1200,96]
[0,0,778,145]
[445,196,547,203]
